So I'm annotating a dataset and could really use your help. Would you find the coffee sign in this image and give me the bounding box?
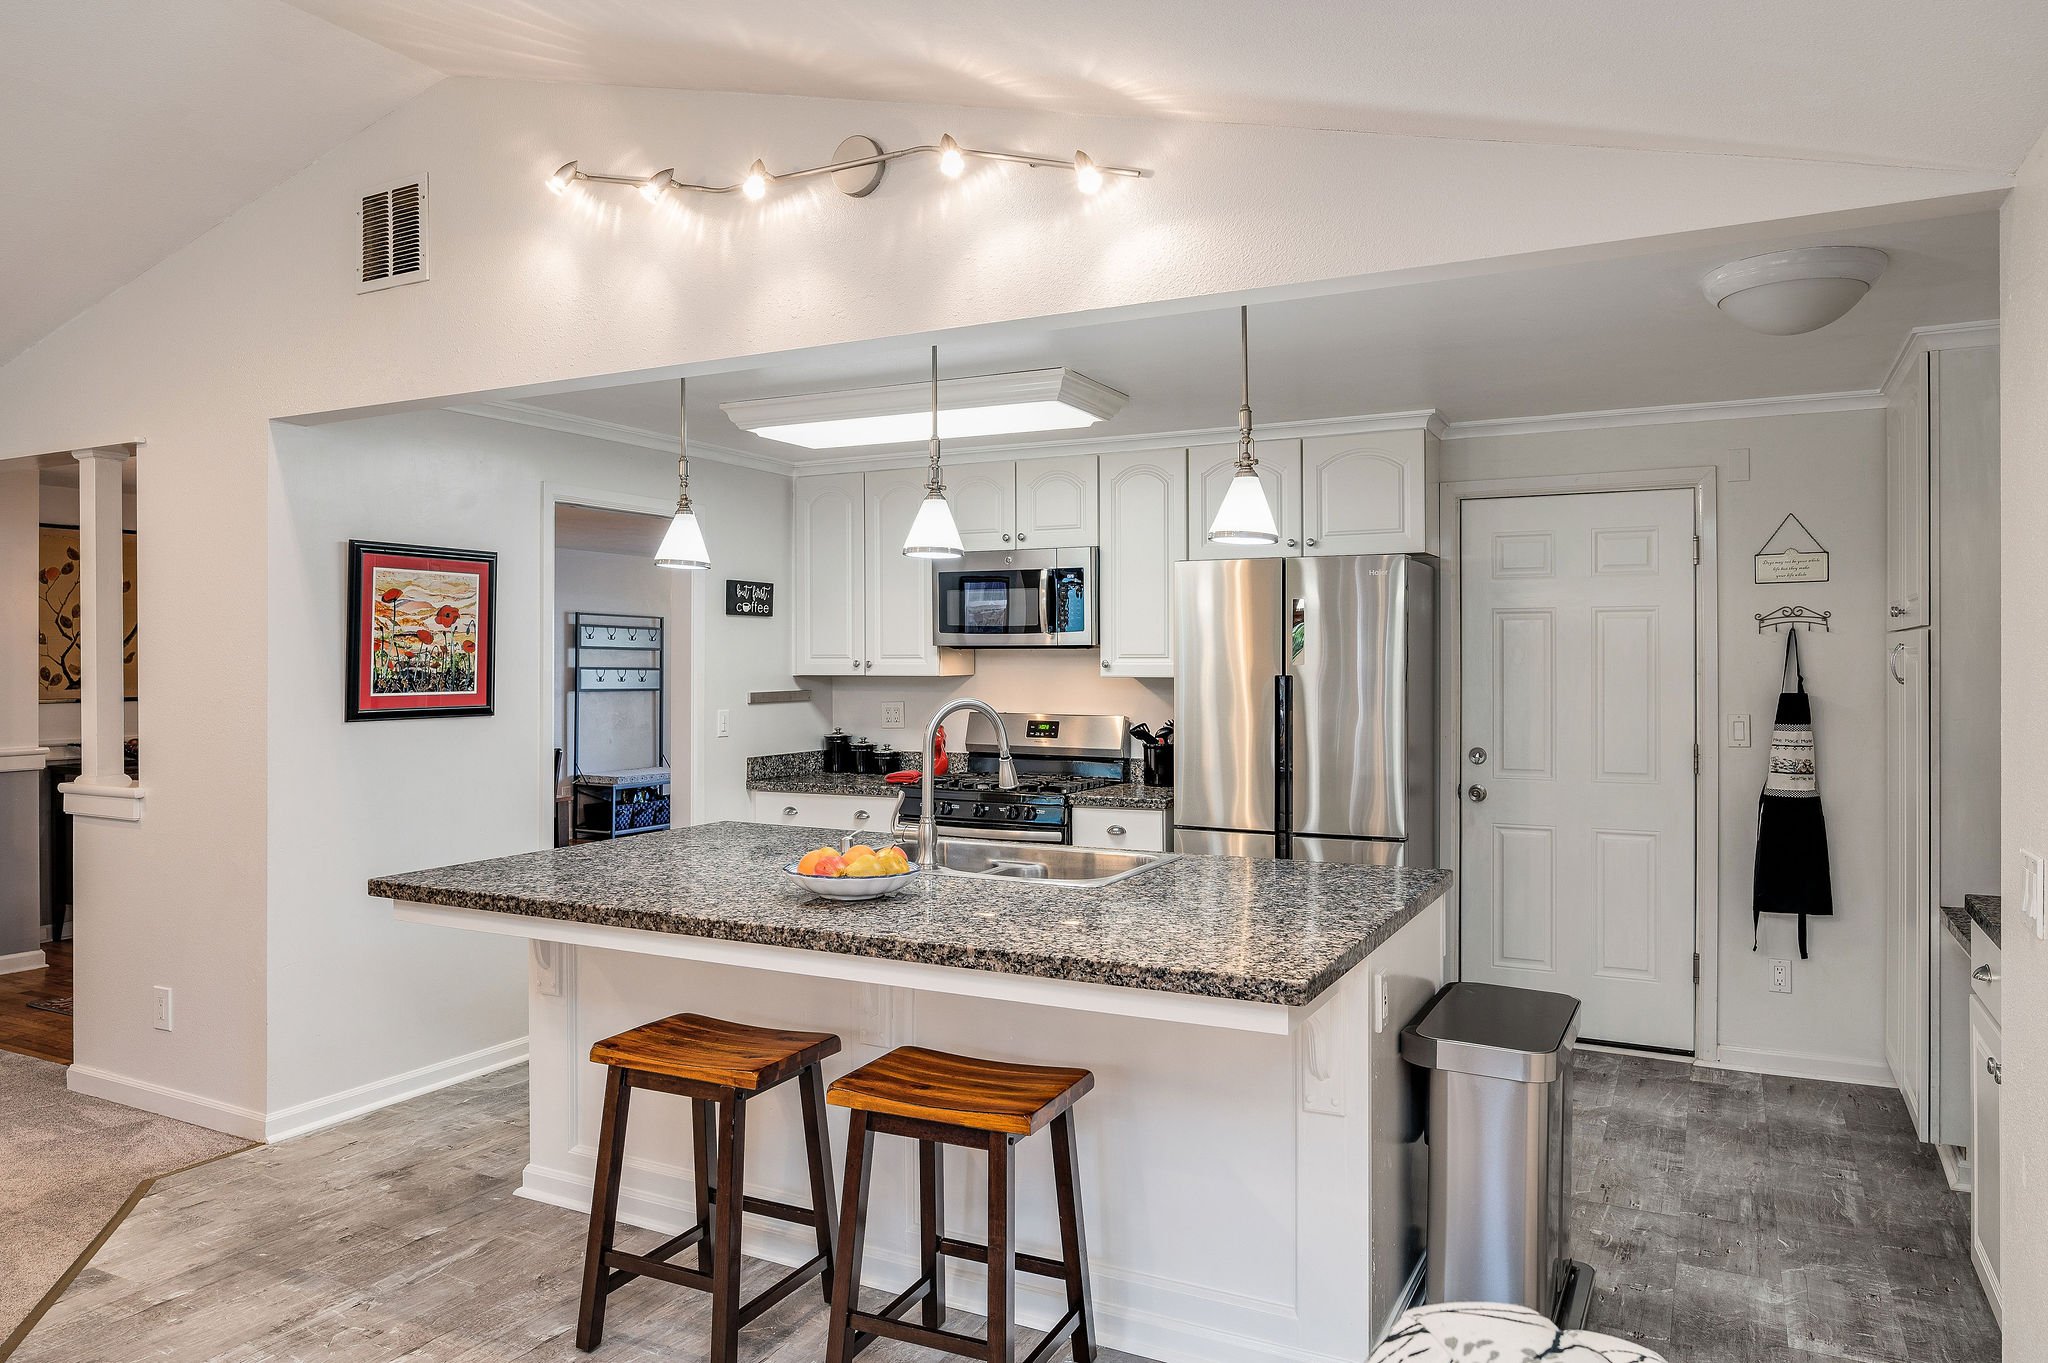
[1754,514,1829,585]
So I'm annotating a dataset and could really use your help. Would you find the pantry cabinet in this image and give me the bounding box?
[1187,439,1301,559]
[1096,447,1187,677]
[791,471,974,678]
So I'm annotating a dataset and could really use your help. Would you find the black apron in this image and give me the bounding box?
[1754,629,1834,958]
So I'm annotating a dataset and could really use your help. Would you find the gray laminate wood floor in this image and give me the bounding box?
[1571,1050,1999,1363]
[12,1055,1999,1362]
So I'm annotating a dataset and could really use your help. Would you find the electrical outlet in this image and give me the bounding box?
[1373,971,1391,1034]
[1769,959,1792,995]
[715,708,730,738]
[1728,714,1751,748]
[154,986,173,1031]
[880,702,905,730]
[2024,850,2045,939]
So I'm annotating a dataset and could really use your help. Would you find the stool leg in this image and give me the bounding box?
[824,1111,874,1363]
[1050,1112,1097,1362]
[691,1096,714,1275]
[576,1068,631,1352]
[707,1094,748,1363]
[799,1065,838,1304]
[919,1139,946,1330]
[986,1133,1016,1363]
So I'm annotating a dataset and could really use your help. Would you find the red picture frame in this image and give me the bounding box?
[345,540,497,721]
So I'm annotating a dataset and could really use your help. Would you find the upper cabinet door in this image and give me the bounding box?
[1097,448,1186,678]
[792,473,865,675]
[1187,439,1302,560]
[1301,430,1432,555]
[863,468,974,678]
[1887,353,1930,631]
[947,461,1015,551]
[1015,454,1099,548]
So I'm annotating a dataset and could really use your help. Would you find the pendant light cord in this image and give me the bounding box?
[924,344,944,495]
[676,377,693,513]
[1236,305,1256,471]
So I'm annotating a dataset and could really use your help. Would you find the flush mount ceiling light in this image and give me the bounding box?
[654,377,710,571]
[722,368,1128,451]
[1207,306,1280,546]
[1700,246,1890,336]
[902,347,965,560]
[547,134,1143,204]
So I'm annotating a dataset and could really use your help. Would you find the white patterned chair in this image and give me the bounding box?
[1372,1303,1671,1362]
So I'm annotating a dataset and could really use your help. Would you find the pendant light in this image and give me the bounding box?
[902,346,965,559]
[1207,305,1280,545]
[654,377,711,570]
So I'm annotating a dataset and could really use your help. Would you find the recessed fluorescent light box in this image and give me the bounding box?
[721,368,1127,450]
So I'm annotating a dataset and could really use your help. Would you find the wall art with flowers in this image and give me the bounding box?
[345,541,497,721]
[38,524,140,703]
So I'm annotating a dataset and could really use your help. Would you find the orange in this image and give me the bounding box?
[798,848,846,877]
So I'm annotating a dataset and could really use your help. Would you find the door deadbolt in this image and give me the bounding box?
[1468,747,1488,765]
[1467,785,1488,803]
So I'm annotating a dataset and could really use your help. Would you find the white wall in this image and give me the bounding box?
[830,653,1171,760]
[1,462,42,960]
[2000,125,2048,1360]
[1441,408,1890,1079]
[554,544,677,787]
[263,408,818,1127]
[0,72,2006,1132]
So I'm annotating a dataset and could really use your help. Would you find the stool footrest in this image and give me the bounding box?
[935,1235,1070,1281]
[1020,1305,1084,1363]
[705,1185,824,1228]
[736,1252,831,1328]
[605,1248,713,1294]
[847,1306,985,1360]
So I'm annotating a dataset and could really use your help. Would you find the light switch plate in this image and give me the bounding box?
[715,708,730,738]
[2024,849,2045,938]
[1729,714,1752,748]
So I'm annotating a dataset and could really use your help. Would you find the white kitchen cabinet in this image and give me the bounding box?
[1014,453,1099,548]
[1969,992,2003,1323]
[791,471,972,678]
[1071,807,1170,852]
[792,472,865,675]
[1887,353,1930,630]
[1096,447,1187,678]
[1300,430,1436,555]
[864,467,975,677]
[1885,629,1931,1136]
[750,791,900,832]
[1187,439,1302,559]
[947,462,1015,552]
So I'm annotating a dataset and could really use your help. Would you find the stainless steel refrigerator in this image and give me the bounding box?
[1173,554,1436,865]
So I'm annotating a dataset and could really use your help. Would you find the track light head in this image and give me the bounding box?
[1074,151,1103,195]
[639,168,675,202]
[547,160,579,194]
[937,134,966,178]
[742,159,770,201]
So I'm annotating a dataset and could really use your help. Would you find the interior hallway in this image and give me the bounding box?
[0,940,71,1065]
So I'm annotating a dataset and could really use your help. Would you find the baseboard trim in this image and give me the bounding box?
[0,948,48,975]
[67,1065,269,1140]
[262,1037,528,1142]
[1938,1143,1974,1194]
[1699,1045,1894,1088]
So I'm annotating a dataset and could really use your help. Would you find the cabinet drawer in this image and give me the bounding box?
[1071,807,1169,852]
[751,792,900,833]
[1971,930,2002,1023]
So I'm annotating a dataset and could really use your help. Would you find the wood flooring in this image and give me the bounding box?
[0,940,71,1065]
[10,1050,2000,1362]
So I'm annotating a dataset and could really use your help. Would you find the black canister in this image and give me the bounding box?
[850,738,879,774]
[822,728,855,774]
[1142,743,1174,788]
[873,746,906,775]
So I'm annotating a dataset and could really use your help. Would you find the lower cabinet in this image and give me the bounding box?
[1071,807,1170,852]
[750,791,900,834]
[1968,992,2003,1324]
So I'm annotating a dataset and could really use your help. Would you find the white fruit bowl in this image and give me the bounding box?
[782,860,922,901]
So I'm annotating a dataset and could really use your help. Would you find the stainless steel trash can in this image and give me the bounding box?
[1398,982,1591,1326]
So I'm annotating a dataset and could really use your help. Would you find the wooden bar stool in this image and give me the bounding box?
[576,1012,841,1361]
[824,1045,1097,1363]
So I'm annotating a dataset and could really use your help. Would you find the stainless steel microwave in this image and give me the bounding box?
[934,548,1098,648]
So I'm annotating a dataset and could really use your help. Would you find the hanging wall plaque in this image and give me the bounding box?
[1754,513,1830,584]
[725,579,774,617]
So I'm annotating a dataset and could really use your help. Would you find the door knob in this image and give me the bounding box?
[1988,1056,2004,1084]
[1890,605,1908,617]
[1467,785,1488,803]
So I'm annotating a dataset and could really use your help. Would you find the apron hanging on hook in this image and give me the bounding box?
[1754,629,1835,958]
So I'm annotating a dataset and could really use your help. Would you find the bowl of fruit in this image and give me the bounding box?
[784,843,920,901]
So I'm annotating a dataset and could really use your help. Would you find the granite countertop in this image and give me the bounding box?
[1067,781,1174,811]
[1941,904,1971,950]
[746,751,1173,810]
[1966,893,2000,948]
[370,821,1451,1008]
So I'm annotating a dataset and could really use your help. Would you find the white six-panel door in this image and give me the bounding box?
[1459,490,1698,1051]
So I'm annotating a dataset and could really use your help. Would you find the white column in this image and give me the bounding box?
[58,447,143,820]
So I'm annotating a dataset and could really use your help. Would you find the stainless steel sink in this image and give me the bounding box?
[885,834,1177,887]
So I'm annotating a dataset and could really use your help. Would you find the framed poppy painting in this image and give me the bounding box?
[345,541,497,721]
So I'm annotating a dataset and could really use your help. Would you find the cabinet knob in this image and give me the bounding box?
[854,810,871,821]
[1102,660,1111,669]
[1974,964,2001,983]
[1002,533,1012,542]
[783,806,798,817]
[1107,824,1126,836]
[1286,538,1298,548]
[1306,537,1317,547]
[1017,533,1027,542]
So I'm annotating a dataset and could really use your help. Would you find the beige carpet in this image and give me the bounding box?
[0,1051,251,1348]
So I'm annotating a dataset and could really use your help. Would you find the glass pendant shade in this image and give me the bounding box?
[902,491,965,559]
[1208,467,1280,545]
[655,506,711,570]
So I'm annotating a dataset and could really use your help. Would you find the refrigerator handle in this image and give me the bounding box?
[1275,672,1293,858]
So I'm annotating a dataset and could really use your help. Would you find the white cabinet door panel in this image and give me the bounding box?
[1071,808,1169,851]
[865,468,946,675]
[1969,995,2002,1322]
[1097,448,1186,678]
[792,473,865,675]
[948,461,1015,551]
[1301,431,1429,555]
[1187,439,1301,559]
[1015,454,1098,548]
[1887,354,1930,630]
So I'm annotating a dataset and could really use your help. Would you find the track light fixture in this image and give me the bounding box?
[549,134,1143,204]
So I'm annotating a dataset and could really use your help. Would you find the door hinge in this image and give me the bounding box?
[1692,534,1701,565]
[1693,952,1701,984]
[1692,743,1700,776]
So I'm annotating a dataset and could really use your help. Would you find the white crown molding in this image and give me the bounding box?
[1438,390,1885,442]
[1878,319,2000,397]
[447,401,801,477]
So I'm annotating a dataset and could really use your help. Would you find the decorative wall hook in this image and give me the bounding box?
[1756,604,1831,633]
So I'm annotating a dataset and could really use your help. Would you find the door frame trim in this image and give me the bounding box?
[1435,467,1721,1061]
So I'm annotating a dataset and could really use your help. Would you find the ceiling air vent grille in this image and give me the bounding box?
[357,178,427,293]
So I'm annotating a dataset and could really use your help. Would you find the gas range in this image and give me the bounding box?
[893,712,1129,844]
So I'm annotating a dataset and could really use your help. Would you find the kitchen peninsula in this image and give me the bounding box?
[372,822,1451,1362]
